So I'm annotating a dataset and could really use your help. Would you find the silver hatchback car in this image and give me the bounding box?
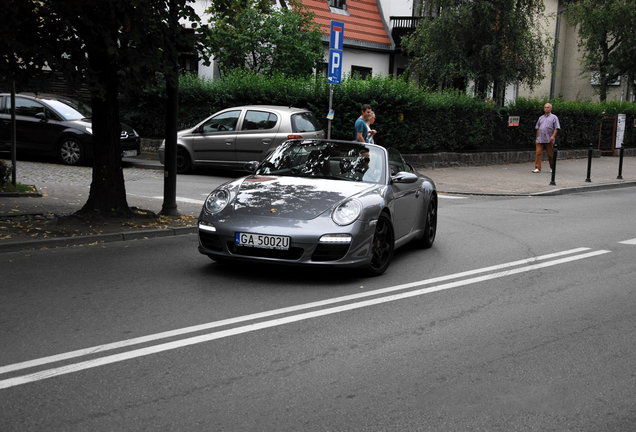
[158,105,325,173]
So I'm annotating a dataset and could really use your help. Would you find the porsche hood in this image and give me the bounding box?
[232,176,372,219]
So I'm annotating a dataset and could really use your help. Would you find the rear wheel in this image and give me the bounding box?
[366,212,395,276]
[58,137,84,166]
[176,147,193,174]
[419,194,437,249]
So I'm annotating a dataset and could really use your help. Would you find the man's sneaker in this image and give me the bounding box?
[532,169,541,173]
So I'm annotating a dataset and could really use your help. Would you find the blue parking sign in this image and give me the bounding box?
[328,48,343,84]
[328,21,344,85]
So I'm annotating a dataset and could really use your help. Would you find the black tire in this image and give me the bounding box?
[419,194,437,249]
[366,212,395,276]
[176,147,193,174]
[58,137,84,166]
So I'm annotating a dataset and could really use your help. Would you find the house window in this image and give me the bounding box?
[351,66,372,80]
[316,62,328,80]
[414,0,442,17]
[179,56,198,75]
[591,72,621,86]
[328,0,350,16]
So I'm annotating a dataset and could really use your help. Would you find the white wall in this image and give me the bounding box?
[337,48,391,77]
[378,0,414,23]
[181,1,215,78]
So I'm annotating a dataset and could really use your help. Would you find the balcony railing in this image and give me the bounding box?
[390,16,422,48]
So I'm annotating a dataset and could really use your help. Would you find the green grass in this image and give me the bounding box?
[0,181,36,193]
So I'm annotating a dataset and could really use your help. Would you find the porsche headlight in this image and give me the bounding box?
[204,188,230,215]
[332,199,363,226]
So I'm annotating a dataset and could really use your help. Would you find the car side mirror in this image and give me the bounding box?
[244,161,259,173]
[391,172,418,184]
[35,112,47,121]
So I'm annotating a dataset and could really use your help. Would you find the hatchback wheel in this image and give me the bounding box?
[176,147,192,174]
[58,137,84,166]
[366,213,395,276]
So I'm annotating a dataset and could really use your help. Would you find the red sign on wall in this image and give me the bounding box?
[508,116,520,127]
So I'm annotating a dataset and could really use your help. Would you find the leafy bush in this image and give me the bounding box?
[121,73,636,153]
[0,160,12,184]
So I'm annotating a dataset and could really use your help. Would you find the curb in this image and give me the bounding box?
[438,181,636,197]
[0,185,42,198]
[0,226,198,254]
[122,158,163,170]
[531,181,636,196]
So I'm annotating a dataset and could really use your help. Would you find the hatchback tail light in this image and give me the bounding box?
[287,135,303,140]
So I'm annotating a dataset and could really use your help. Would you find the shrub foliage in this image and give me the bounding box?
[121,72,636,153]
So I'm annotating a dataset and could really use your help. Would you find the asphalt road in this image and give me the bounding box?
[1,186,636,431]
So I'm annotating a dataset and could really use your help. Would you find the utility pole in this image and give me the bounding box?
[160,0,180,216]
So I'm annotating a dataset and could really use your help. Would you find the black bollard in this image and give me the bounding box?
[585,142,593,182]
[549,142,558,186]
[617,146,624,179]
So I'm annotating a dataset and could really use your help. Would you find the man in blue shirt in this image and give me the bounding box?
[533,103,561,173]
[355,104,374,143]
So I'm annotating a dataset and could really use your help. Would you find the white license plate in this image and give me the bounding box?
[235,232,290,250]
[123,150,138,157]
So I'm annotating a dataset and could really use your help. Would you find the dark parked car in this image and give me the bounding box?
[197,139,438,276]
[0,93,140,166]
[158,105,325,173]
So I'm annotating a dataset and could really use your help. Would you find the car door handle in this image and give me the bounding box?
[262,139,271,145]
[225,139,234,146]
[415,190,421,198]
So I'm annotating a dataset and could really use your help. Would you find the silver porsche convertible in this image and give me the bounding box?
[197,139,437,276]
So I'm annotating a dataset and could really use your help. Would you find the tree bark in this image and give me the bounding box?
[79,48,132,217]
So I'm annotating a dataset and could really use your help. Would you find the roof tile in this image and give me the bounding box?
[302,0,391,47]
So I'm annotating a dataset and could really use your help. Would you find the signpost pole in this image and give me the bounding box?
[328,84,334,139]
[10,81,16,186]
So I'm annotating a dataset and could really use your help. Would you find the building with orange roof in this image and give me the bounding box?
[187,0,636,103]
[189,0,420,81]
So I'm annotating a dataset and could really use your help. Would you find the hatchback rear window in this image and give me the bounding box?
[291,112,323,133]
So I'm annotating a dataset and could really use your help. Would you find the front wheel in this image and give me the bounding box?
[418,194,437,249]
[58,137,84,166]
[366,213,395,276]
[176,147,193,174]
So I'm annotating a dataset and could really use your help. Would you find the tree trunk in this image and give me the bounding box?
[79,51,132,217]
[492,80,505,107]
[475,79,489,100]
[599,80,608,102]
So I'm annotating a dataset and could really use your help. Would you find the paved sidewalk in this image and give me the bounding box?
[421,155,636,196]
[1,153,635,253]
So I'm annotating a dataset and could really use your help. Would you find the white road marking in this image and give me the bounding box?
[127,194,205,205]
[619,238,636,245]
[151,196,205,205]
[0,247,591,376]
[134,192,465,203]
[438,194,467,199]
[0,248,610,389]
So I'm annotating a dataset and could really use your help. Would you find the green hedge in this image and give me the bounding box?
[121,72,636,153]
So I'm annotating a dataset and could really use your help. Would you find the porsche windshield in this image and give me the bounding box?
[255,140,386,183]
